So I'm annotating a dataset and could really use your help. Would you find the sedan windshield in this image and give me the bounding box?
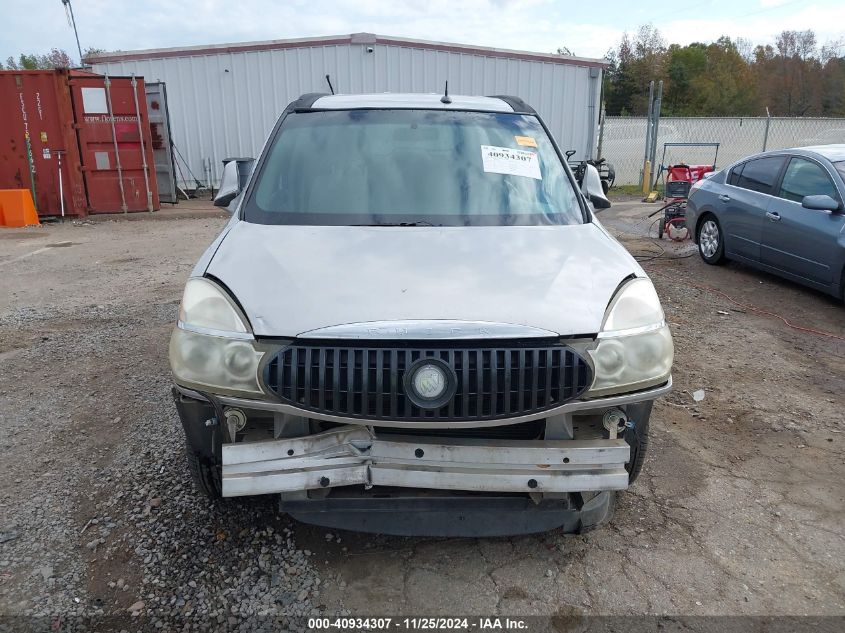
[245,109,583,226]
[835,161,845,182]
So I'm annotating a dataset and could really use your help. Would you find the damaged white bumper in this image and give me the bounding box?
[221,426,631,497]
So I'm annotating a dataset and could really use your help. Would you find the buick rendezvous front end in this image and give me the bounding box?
[169,93,673,536]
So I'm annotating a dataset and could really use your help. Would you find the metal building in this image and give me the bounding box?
[89,33,607,189]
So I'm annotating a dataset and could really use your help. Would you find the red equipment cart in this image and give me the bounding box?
[649,142,720,241]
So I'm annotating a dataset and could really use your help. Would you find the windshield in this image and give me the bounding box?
[834,161,845,182]
[244,109,584,226]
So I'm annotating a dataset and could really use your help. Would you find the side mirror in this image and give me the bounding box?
[214,161,241,208]
[581,163,611,210]
[802,194,842,212]
[214,158,255,209]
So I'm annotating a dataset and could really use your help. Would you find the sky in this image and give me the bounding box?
[2,0,844,64]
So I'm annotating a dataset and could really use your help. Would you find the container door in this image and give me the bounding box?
[68,75,160,213]
[0,70,87,216]
[145,82,177,203]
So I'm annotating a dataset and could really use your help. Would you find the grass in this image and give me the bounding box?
[608,183,665,200]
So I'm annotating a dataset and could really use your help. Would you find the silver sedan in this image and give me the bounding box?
[686,144,845,300]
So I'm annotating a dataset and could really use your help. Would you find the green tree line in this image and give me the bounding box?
[1,47,104,70]
[603,25,845,117]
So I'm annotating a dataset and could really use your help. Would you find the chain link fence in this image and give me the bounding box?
[601,116,845,186]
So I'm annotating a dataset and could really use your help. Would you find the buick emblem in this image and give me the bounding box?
[404,358,457,409]
[413,364,447,400]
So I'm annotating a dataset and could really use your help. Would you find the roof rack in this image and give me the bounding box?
[292,93,329,112]
[486,95,536,114]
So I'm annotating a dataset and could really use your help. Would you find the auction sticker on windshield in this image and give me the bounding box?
[480,145,542,180]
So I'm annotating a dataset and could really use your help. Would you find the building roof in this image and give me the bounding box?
[310,93,517,112]
[86,32,609,68]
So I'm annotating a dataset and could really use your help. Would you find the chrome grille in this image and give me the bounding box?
[264,343,592,422]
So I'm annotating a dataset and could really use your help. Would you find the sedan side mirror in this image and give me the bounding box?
[214,158,255,209]
[581,163,611,210]
[802,194,842,213]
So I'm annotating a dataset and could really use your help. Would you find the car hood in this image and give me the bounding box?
[205,221,644,337]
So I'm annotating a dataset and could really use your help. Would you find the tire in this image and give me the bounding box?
[696,214,727,264]
[624,416,649,484]
[601,179,609,195]
[186,440,222,499]
[657,218,665,239]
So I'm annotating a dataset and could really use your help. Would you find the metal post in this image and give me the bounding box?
[642,81,655,188]
[649,80,663,190]
[203,158,211,199]
[762,107,771,152]
[586,67,600,160]
[24,134,37,212]
[208,158,216,199]
[131,74,154,212]
[596,100,606,161]
[57,151,65,218]
[62,0,84,67]
[104,74,128,213]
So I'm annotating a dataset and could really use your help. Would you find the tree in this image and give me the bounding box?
[1,48,75,70]
[45,48,73,68]
[689,37,759,116]
[604,24,667,115]
[601,25,844,117]
[755,30,826,115]
[82,46,106,63]
[820,57,845,116]
[664,43,708,114]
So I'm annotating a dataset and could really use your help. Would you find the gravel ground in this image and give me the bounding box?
[0,213,335,631]
[0,203,843,630]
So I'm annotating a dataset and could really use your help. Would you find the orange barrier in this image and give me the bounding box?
[0,189,40,227]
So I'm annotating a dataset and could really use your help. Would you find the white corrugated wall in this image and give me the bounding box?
[92,42,601,188]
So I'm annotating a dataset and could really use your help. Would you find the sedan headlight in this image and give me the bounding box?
[586,278,673,397]
[169,278,264,396]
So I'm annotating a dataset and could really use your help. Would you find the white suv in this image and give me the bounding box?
[170,93,673,536]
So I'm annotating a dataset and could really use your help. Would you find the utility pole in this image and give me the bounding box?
[641,81,655,192]
[61,0,84,67]
[648,80,664,191]
[762,107,771,152]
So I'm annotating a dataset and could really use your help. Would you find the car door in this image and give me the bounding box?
[719,155,787,261]
[762,156,845,285]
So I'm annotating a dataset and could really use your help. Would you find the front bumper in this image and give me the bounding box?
[280,490,615,537]
[222,426,631,497]
[175,380,667,499]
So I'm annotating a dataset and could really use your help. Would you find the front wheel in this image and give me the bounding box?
[697,215,727,264]
[186,440,222,499]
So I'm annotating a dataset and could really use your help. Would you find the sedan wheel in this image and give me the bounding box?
[697,216,726,264]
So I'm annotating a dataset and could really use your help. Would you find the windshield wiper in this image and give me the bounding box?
[351,220,437,227]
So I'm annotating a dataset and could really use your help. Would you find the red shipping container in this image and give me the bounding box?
[0,69,160,217]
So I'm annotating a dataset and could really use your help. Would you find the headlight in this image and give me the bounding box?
[170,278,264,396]
[586,278,673,397]
[178,277,249,334]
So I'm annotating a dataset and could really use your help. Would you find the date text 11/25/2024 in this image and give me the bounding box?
[307,617,530,631]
